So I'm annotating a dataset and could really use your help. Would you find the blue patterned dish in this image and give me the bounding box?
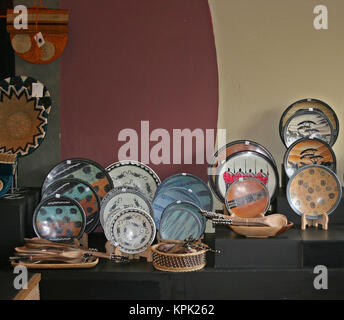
[159,201,205,241]
[0,163,13,199]
[156,173,213,211]
[152,187,201,230]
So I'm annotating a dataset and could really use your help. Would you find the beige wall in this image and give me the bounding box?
[209,0,344,187]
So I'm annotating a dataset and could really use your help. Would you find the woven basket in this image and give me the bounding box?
[151,243,208,272]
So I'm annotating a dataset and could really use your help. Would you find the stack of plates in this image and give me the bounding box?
[280,99,341,220]
[153,173,213,240]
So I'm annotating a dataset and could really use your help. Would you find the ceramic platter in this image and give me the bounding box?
[215,150,279,203]
[286,165,342,220]
[282,109,335,148]
[41,178,101,234]
[0,75,52,157]
[106,160,160,202]
[100,186,153,240]
[42,158,113,201]
[33,195,86,242]
[284,138,336,178]
[279,99,339,145]
[225,177,270,218]
[159,201,205,241]
[152,187,201,230]
[156,173,213,211]
[208,140,276,201]
[0,163,13,198]
[106,208,156,254]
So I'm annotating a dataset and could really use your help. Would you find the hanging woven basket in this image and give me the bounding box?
[6,1,69,64]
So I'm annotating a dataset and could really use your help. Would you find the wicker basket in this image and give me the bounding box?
[151,243,208,272]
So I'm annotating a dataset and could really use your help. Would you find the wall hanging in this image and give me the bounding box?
[7,1,69,64]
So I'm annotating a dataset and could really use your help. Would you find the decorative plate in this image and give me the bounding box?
[7,7,69,65]
[208,140,276,201]
[282,109,334,148]
[0,76,52,157]
[225,177,270,218]
[159,201,205,241]
[0,163,13,199]
[42,158,113,200]
[100,186,153,237]
[286,165,342,220]
[279,99,339,145]
[152,187,202,230]
[215,150,279,203]
[156,173,213,211]
[41,178,101,234]
[33,195,86,242]
[106,160,160,202]
[284,138,336,178]
[106,208,156,254]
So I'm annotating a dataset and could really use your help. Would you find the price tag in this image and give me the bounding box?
[67,160,72,165]
[55,194,61,199]
[34,32,45,48]
[32,82,44,98]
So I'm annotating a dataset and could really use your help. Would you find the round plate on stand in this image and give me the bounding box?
[41,178,101,234]
[106,160,160,202]
[33,195,86,242]
[42,158,113,201]
[286,164,342,220]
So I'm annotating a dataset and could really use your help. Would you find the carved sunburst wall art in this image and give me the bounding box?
[0,76,52,157]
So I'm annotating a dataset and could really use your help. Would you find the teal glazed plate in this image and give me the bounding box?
[33,195,86,242]
[159,201,205,241]
[156,173,213,211]
[152,187,201,230]
[41,178,101,234]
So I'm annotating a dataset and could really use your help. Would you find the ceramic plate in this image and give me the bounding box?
[215,150,279,203]
[0,75,52,157]
[33,195,86,242]
[0,163,13,198]
[283,109,334,148]
[106,208,156,254]
[208,140,276,201]
[286,165,342,219]
[42,158,113,200]
[225,177,270,218]
[279,99,339,145]
[106,160,160,202]
[100,186,153,237]
[152,187,202,230]
[41,178,101,234]
[159,201,205,241]
[156,173,213,211]
[284,138,336,178]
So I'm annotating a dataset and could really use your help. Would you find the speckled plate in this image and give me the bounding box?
[286,165,342,220]
[42,158,113,201]
[106,160,160,203]
[156,173,213,211]
[159,201,205,241]
[225,177,270,218]
[41,178,101,234]
[284,137,336,178]
[33,195,86,242]
[282,109,334,148]
[106,207,156,254]
[279,99,339,145]
[208,140,276,201]
[215,150,279,203]
[100,186,153,240]
[152,187,201,230]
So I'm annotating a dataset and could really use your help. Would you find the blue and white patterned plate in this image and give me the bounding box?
[152,187,201,230]
[159,201,205,241]
[156,173,213,211]
[106,208,156,254]
[0,163,13,199]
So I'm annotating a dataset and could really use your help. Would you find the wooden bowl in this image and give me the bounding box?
[229,221,294,238]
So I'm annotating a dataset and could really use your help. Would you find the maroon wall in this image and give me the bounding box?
[59,0,218,182]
